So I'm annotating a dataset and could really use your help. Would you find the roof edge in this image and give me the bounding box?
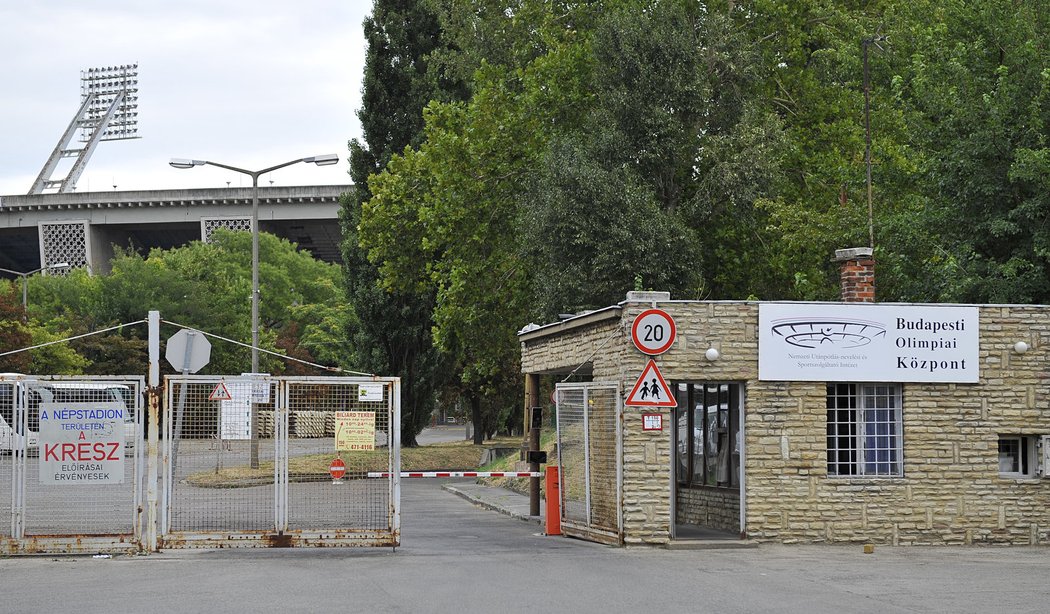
[517,305,622,342]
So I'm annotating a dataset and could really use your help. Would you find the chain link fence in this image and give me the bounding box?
[1,375,145,554]
[161,375,399,548]
[285,379,394,533]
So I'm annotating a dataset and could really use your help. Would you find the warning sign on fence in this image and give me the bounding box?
[38,402,125,484]
[335,411,376,451]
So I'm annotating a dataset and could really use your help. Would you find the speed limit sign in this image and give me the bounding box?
[631,309,676,355]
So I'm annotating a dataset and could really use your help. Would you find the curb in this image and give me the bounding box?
[442,483,543,526]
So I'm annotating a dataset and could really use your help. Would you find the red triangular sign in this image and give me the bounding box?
[209,381,233,401]
[625,359,677,407]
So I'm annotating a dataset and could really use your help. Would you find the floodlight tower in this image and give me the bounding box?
[28,64,139,194]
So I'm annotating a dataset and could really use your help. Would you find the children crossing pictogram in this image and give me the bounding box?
[625,359,676,407]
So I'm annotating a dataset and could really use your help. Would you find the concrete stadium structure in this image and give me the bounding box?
[0,185,350,275]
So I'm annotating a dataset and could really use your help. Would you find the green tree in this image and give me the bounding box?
[361,6,594,442]
[342,0,466,447]
[890,0,1050,303]
[743,0,923,300]
[25,322,90,374]
[526,1,786,316]
[0,283,31,373]
[31,233,349,376]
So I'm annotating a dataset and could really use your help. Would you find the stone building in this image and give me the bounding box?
[519,248,1050,546]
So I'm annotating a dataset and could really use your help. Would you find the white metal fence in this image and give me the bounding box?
[160,375,400,548]
[2,373,400,554]
[1,374,145,554]
[555,382,622,545]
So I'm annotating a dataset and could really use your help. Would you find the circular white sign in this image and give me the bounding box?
[631,309,677,355]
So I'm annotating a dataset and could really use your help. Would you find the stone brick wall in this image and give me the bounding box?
[519,316,625,379]
[745,304,1050,545]
[621,301,759,545]
[522,300,1050,546]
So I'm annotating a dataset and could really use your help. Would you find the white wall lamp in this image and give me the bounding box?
[705,347,721,362]
[1013,341,1030,354]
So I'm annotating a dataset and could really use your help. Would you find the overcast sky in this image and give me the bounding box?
[0,1,372,196]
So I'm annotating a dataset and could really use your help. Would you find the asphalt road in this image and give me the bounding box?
[3,477,1050,614]
[4,427,1049,613]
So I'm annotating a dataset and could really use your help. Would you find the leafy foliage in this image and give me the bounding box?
[342,0,464,446]
[0,283,31,373]
[890,0,1050,303]
[27,233,349,376]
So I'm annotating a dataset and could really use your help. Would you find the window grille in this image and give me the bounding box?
[201,217,252,243]
[826,383,902,477]
[39,221,88,269]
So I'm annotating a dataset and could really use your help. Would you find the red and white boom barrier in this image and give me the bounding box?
[366,471,543,478]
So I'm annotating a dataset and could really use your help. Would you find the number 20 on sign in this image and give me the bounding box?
[631,309,676,355]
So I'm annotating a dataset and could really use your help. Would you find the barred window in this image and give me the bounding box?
[826,383,902,477]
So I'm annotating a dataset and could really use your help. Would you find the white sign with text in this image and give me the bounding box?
[759,303,979,383]
[39,402,126,484]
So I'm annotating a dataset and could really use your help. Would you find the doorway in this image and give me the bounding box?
[671,382,744,539]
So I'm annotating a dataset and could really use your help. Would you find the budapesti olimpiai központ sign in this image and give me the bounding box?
[758,303,979,383]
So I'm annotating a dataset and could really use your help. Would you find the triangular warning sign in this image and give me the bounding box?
[625,359,677,407]
[209,381,233,401]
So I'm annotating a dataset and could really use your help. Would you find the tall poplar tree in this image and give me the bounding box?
[341,0,463,446]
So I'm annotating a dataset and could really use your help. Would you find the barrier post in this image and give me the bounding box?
[545,466,561,536]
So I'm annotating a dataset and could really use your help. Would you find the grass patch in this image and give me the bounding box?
[478,430,557,495]
[185,436,522,488]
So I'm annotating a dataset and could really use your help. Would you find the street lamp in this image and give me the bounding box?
[0,262,71,317]
[168,154,339,373]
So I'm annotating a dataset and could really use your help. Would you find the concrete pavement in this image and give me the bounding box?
[443,480,544,526]
[417,424,546,525]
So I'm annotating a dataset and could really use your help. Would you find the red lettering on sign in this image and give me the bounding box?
[43,441,122,461]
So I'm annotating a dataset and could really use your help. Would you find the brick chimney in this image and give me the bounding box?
[833,247,875,303]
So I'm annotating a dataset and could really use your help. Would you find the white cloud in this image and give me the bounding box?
[0,0,370,195]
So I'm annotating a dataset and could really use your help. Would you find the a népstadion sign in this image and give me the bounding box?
[39,402,125,484]
[759,303,979,383]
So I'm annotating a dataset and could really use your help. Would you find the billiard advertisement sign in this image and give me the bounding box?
[758,304,979,383]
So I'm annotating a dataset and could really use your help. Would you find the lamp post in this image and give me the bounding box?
[169,154,339,373]
[0,262,71,318]
[170,154,339,469]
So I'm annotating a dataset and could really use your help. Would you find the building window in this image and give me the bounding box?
[674,382,741,488]
[826,383,902,477]
[998,436,1036,478]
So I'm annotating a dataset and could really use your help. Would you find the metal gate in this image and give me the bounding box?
[160,375,400,548]
[1,375,146,554]
[555,382,622,545]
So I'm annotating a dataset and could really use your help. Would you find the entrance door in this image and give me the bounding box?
[671,382,743,539]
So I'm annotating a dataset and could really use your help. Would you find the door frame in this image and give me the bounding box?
[670,381,746,538]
